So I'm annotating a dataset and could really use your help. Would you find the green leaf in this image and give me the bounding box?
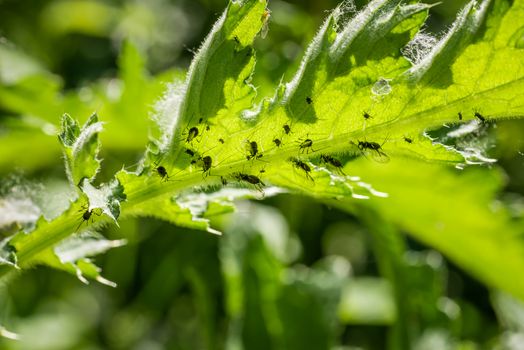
[58,113,103,187]
[330,157,524,300]
[2,0,524,298]
[220,203,344,349]
[14,230,124,286]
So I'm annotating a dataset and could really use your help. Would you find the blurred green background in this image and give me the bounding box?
[1,0,524,349]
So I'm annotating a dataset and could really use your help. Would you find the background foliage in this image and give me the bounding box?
[1,0,524,349]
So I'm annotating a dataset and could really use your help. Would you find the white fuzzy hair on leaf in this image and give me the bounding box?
[404,0,492,81]
[401,31,438,65]
[332,0,357,32]
[152,80,187,153]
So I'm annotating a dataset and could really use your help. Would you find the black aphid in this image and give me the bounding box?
[356,139,389,162]
[82,209,92,222]
[186,126,199,143]
[219,138,225,144]
[363,112,372,120]
[232,172,265,192]
[289,157,314,181]
[358,141,385,154]
[458,112,463,120]
[474,112,486,123]
[320,154,345,175]
[283,124,291,135]
[190,154,213,177]
[201,156,212,177]
[155,165,170,182]
[77,205,101,231]
[298,138,315,154]
[306,96,313,104]
[77,208,93,230]
[185,149,195,157]
[246,140,263,160]
[404,136,413,144]
[273,138,282,147]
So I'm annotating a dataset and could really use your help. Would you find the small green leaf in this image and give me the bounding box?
[59,113,103,187]
[58,113,80,147]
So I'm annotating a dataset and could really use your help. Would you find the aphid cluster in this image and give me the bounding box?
[271,123,292,148]
[456,110,488,123]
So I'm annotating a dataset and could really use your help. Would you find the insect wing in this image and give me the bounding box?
[368,149,390,163]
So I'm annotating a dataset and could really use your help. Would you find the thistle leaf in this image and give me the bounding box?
[2,0,524,298]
